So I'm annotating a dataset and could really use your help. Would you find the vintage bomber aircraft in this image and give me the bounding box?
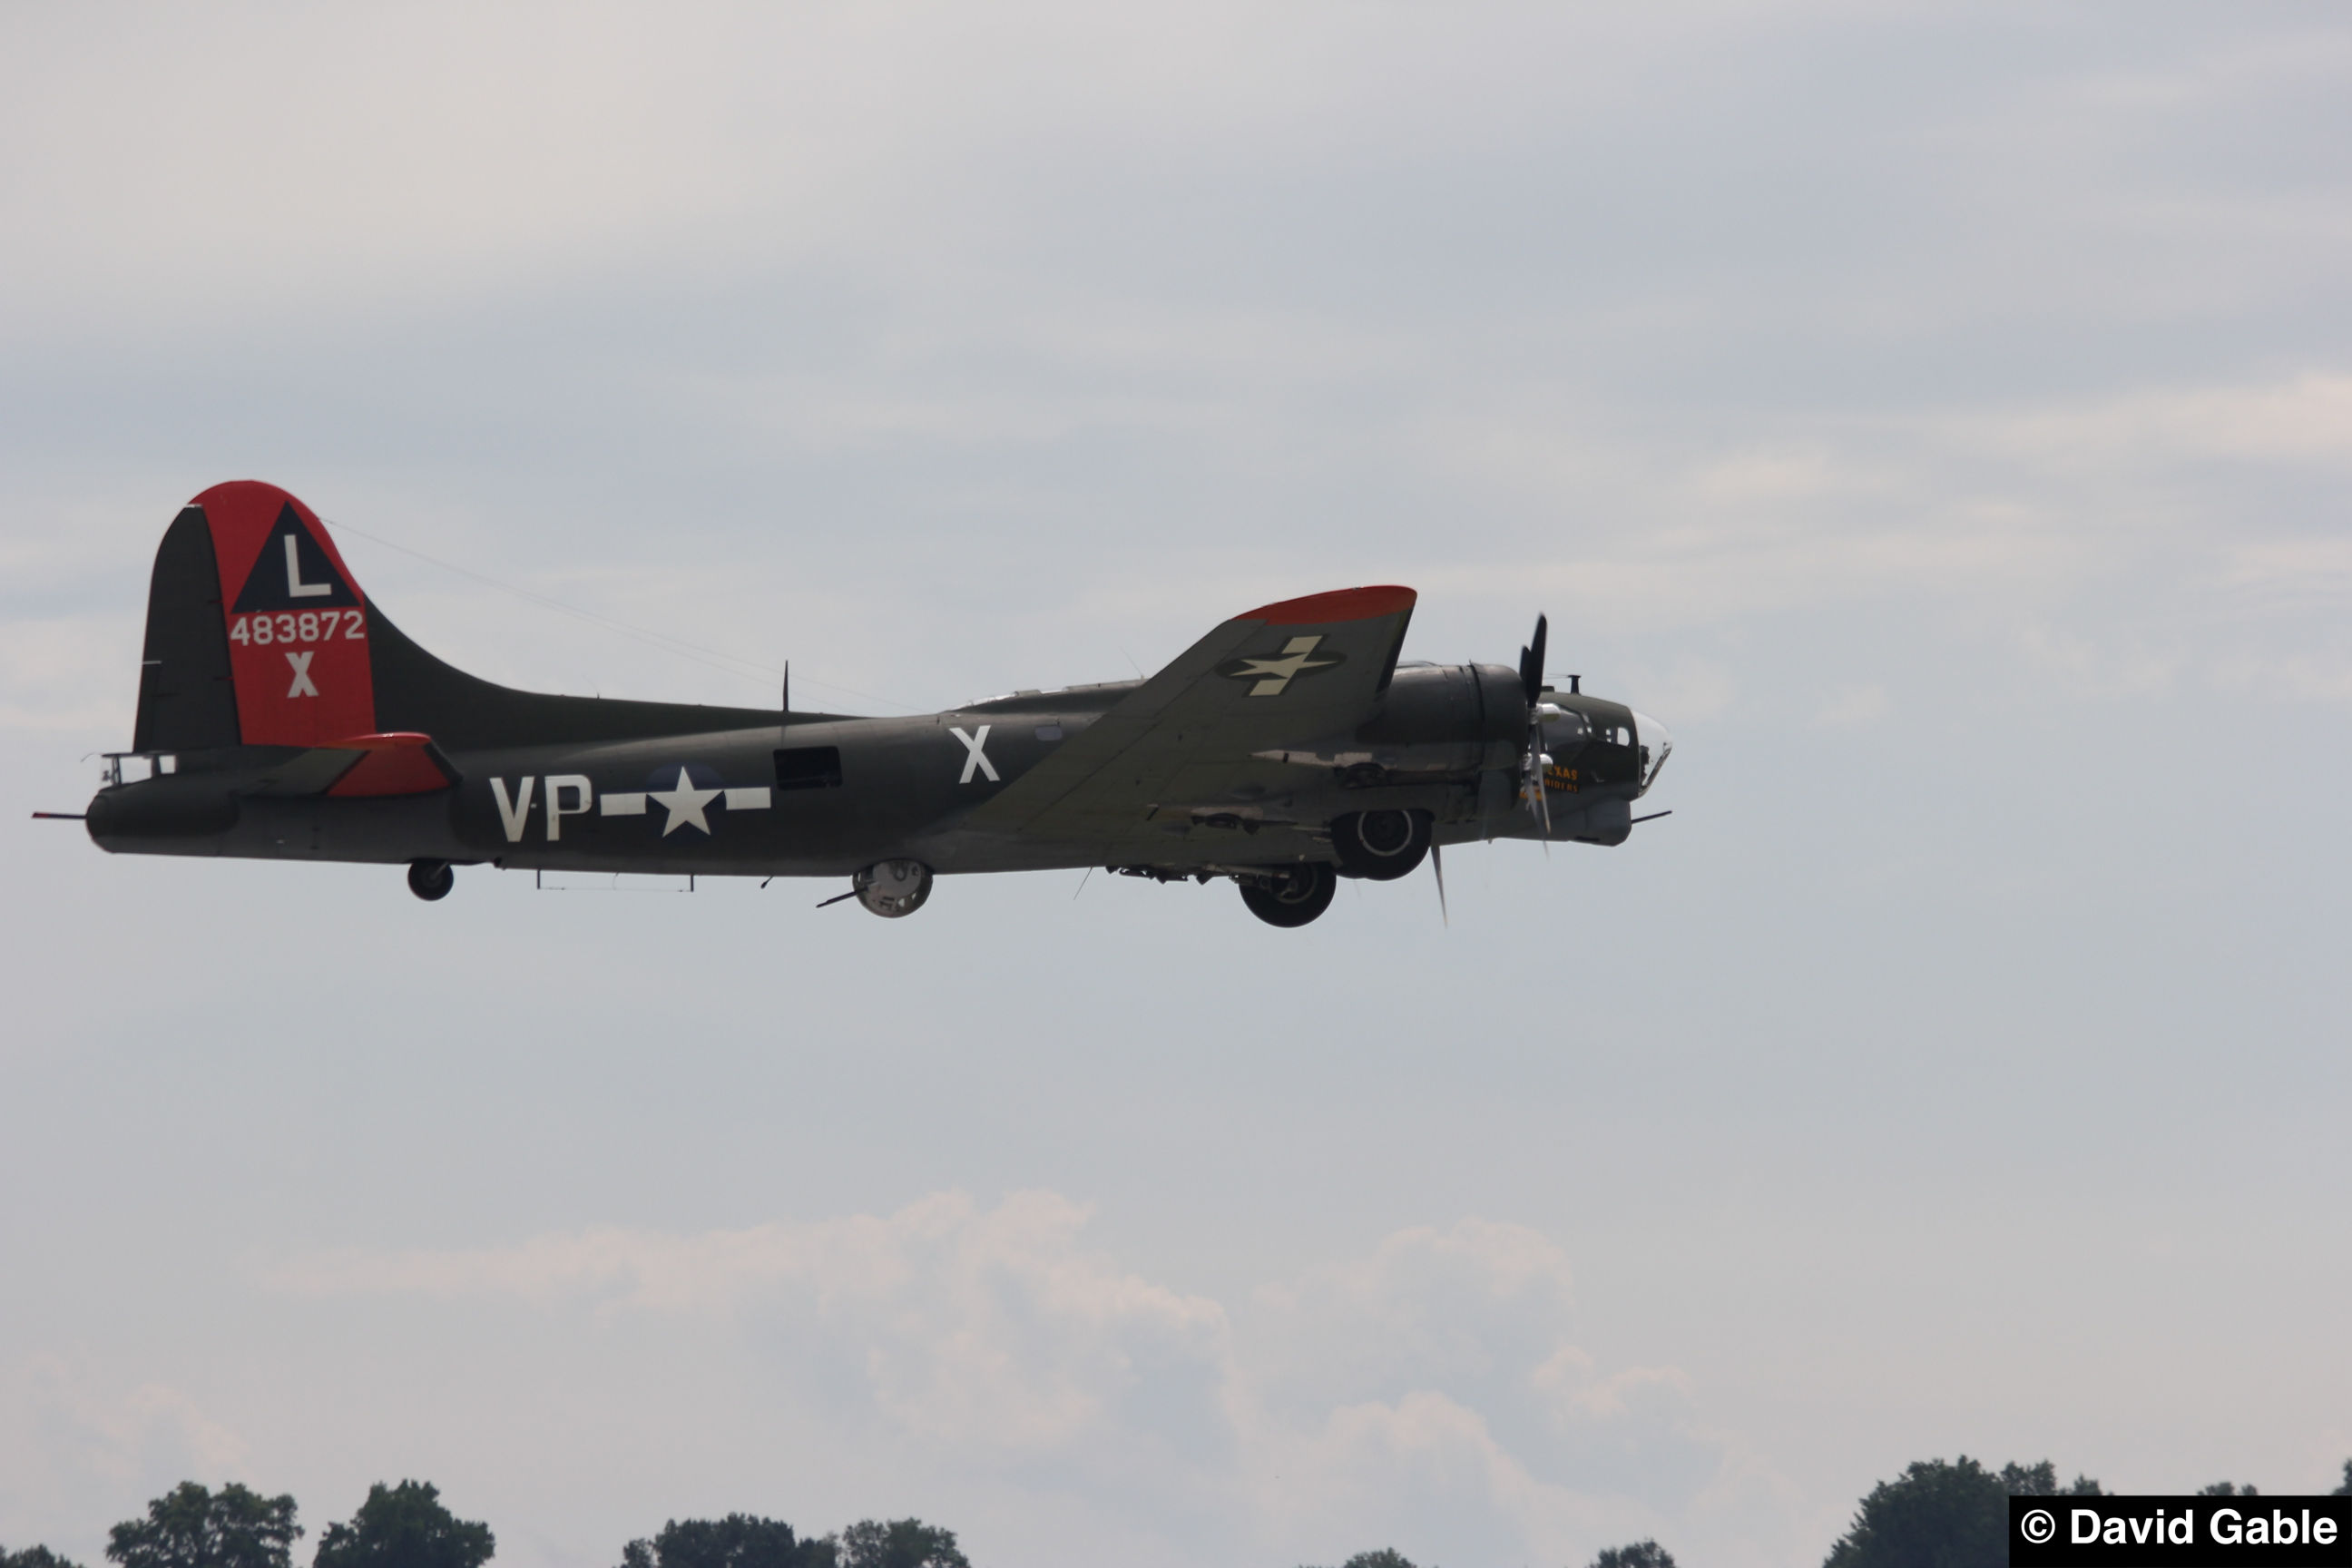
[68,480,1671,926]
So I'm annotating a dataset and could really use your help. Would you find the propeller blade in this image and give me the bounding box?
[1516,611,1555,854]
[1537,761,1552,856]
[1431,840,1447,927]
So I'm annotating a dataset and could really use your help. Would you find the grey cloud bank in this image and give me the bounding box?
[4,5,2348,1567]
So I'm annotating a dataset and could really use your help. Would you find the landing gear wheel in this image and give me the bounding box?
[407,858,455,901]
[1239,862,1337,927]
[854,858,934,917]
[1328,808,1431,881]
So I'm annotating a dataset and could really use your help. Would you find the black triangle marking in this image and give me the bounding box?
[232,503,359,612]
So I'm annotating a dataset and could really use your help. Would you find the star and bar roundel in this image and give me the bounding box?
[487,765,779,847]
[600,764,771,836]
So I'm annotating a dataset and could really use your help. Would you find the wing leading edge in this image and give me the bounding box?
[965,585,1416,852]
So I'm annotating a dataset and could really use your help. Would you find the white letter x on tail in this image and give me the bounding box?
[950,725,999,783]
[284,650,318,698]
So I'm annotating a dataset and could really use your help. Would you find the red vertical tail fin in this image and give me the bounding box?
[134,481,378,750]
[133,479,786,759]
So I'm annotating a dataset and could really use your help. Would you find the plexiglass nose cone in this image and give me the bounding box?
[1631,710,1672,794]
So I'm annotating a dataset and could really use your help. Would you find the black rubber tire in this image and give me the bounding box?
[407,858,455,901]
[1328,808,1431,881]
[1239,863,1338,927]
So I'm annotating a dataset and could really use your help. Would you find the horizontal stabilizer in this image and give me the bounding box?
[323,732,461,797]
[241,731,461,798]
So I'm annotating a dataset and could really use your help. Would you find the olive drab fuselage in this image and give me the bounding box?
[74,481,1673,926]
[92,668,1653,876]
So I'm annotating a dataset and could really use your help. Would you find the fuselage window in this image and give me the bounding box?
[774,745,843,789]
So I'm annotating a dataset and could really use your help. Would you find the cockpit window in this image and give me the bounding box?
[1540,708,1591,752]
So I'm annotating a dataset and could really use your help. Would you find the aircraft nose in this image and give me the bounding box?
[1630,710,1672,795]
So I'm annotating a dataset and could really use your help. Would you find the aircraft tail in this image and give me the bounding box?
[131,480,787,759]
[133,481,378,751]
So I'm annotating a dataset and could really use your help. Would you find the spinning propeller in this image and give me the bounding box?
[1431,610,1563,926]
[1516,613,1558,845]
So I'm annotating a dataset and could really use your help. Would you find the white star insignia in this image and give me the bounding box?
[647,766,721,836]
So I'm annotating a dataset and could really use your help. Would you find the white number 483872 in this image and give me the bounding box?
[230,611,365,646]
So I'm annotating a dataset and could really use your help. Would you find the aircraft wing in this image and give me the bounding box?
[965,585,1415,854]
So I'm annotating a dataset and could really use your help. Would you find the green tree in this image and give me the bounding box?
[1825,1455,2111,1568]
[108,1484,301,1568]
[2334,1460,2351,1496]
[1294,1553,1419,1568]
[833,1522,965,1568]
[618,1517,832,1568]
[313,1484,491,1568]
[1592,1543,1676,1568]
[2198,1482,2258,1497]
[2000,1462,2104,1497]
[6,1547,89,1568]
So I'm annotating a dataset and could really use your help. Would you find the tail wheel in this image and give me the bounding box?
[1238,863,1337,927]
[1328,808,1431,881]
[407,858,455,901]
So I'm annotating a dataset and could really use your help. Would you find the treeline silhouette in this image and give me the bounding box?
[0,1483,965,1568]
[8,1458,2349,1568]
[1298,1455,2352,1567]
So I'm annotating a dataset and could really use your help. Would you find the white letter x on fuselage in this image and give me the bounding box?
[284,650,318,698]
[950,725,999,783]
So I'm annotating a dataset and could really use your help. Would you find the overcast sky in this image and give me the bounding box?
[5,5,2349,1566]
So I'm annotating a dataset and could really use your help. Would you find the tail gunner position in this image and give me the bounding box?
[63,481,1672,927]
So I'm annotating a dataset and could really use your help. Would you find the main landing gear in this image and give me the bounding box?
[1237,863,1337,927]
[1226,808,1428,926]
[407,858,455,901]
[1328,808,1431,881]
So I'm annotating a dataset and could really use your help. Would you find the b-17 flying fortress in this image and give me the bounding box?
[65,481,1671,926]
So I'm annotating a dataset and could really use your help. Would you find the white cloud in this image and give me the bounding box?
[0,5,1822,341]
[277,1191,1229,1459]
[0,1358,250,1548]
[1966,373,2352,472]
[2222,535,2352,609]
[268,1197,1753,1564]
[1252,1390,1639,1565]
